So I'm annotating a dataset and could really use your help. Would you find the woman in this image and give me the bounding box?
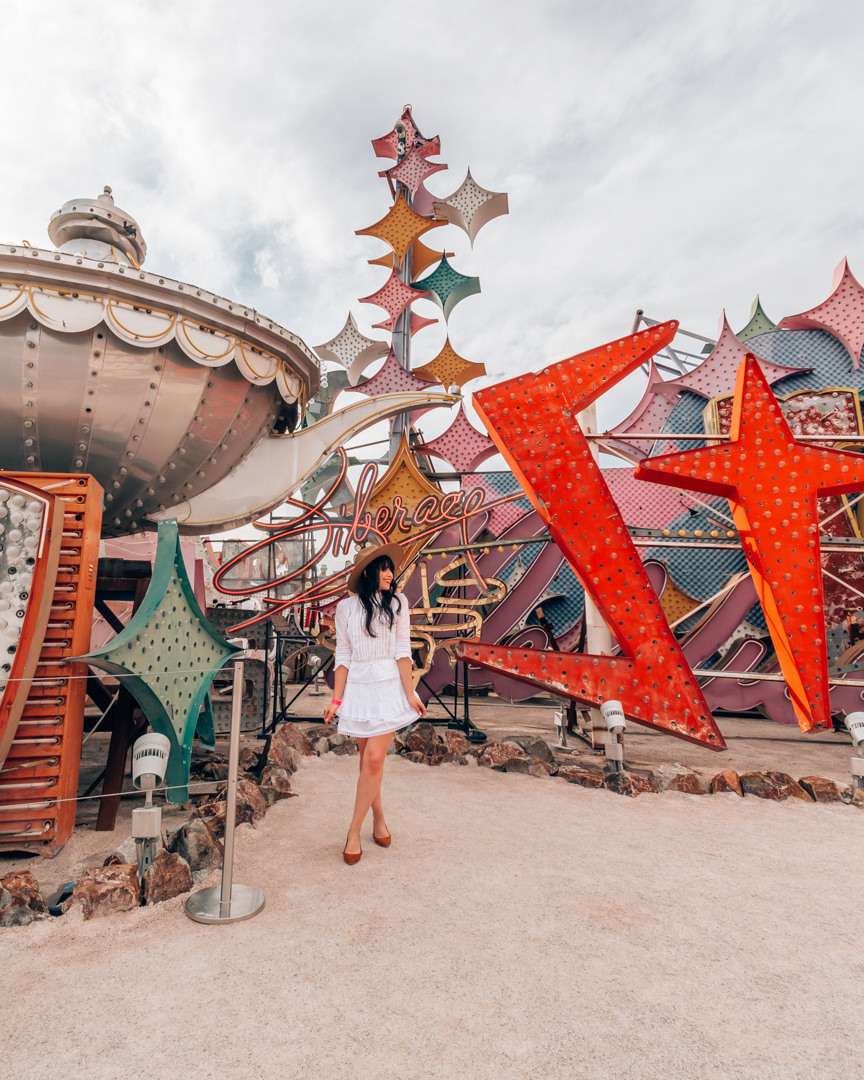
[323,543,426,864]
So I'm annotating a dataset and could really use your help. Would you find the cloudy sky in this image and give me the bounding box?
[4,0,864,436]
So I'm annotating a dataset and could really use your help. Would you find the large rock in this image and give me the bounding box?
[740,771,813,802]
[558,766,604,789]
[142,849,193,905]
[603,771,659,798]
[441,730,472,756]
[405,722,441,756]
[267,722,313,766]
[710,770,743,796]
[798,776,843,803]
[0,870,48,927]
[63,865,141,920]
[191,753,229,781]
[258,764,297,805]
[168,816,224,871]
[303,724,333,742]
[511,737,555,764]
[651,763,710,795]
[504,756,557,777]
[477,741,526,770]
[238,746,263,774]
[195,778,267,839]
[332,739,359,756]
[851,787,864,809]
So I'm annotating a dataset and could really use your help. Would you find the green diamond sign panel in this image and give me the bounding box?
[75,521,238,802]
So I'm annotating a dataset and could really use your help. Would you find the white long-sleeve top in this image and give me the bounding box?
[334,592,412,678]
[333,592,417,735]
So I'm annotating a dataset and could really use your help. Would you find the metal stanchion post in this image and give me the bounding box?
[186,657,265,924]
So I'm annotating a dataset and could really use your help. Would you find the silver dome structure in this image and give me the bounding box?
[0,190,320,535]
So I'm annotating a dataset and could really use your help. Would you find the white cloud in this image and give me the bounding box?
[3,0,863,430]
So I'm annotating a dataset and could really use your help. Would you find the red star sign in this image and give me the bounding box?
[453,323,726,751]
[636,354,864,732]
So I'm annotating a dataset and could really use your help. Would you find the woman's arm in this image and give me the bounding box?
[323,665,348,724]
[394,595,426,718]
[397,657,426,718]
[324,601,353,724]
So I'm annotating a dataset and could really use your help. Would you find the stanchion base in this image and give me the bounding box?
[185,884,265,924]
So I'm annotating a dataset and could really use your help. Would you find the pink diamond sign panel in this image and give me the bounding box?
[453,323,726,751]
[635,354,864,733]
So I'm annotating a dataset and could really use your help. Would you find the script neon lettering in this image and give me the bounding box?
[412,495,440,526]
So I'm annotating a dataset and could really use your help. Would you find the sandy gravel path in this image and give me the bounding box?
[3,753,864,1079]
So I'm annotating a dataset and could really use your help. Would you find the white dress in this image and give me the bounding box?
[334,592,418,738]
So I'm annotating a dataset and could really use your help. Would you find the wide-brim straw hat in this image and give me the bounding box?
[346,542,405,594]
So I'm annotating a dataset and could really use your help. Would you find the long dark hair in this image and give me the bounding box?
[357,555,401,636]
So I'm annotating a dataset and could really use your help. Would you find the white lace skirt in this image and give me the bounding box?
[337,658,418,738]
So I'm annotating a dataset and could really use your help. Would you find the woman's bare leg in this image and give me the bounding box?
[358,738,387,835]
[345,731,393,854]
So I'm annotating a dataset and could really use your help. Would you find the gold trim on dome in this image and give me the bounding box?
[107,297,177,339]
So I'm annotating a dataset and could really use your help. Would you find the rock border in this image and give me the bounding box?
[2,720,860,927]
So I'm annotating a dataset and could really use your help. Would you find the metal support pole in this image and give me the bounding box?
[185,657,265,925]
[578,401,614,748]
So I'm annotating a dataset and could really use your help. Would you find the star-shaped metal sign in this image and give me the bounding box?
[412,339,486,389]
[413,255,481,322]
[352,348,437,398]
[371,106,441,162]
[381,146,447,195]
[316,312,388,375]
[74,520,239,802]
[358,267,430,329]
[356,191,444,266]
[635,354,864,732]
[452,323,726,750]
[413,404,496,473]
[433,169,509,246]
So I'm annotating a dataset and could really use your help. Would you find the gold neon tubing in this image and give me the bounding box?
[179,318,236,361]
[0,281,25,311]
[107,297,177,339]
[239,340,279,380]
[27,284,105,320]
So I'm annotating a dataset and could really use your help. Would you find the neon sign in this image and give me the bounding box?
[212,449,520,630]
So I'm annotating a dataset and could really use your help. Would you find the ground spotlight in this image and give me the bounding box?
[844,711,864,792]
[131,731,170,877]
[600,700,626,772]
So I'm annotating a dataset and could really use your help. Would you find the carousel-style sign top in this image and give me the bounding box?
[0,188,321,533]
[0,188,317,403]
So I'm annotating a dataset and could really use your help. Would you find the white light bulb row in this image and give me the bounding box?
[0,491,45,697]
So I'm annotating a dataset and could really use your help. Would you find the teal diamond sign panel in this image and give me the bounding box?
[75,521,238,802]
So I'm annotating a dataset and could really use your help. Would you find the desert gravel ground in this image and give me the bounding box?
[3,735,864,1080]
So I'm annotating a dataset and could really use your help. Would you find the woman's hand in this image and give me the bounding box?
[323,701,339,725]
[410,693,427,718]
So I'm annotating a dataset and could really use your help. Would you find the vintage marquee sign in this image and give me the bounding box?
[212,452,520,630]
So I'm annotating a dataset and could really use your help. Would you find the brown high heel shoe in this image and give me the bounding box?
[343,838,362,864]
[373,829,392,848]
